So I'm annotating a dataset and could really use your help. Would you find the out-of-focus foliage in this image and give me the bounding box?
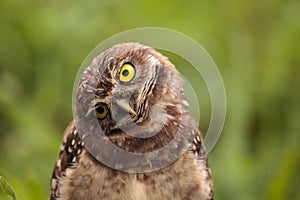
[0,176,18,200]
[0,0,299,199]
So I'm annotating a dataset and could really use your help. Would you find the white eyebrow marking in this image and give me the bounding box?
[147,54,159,66]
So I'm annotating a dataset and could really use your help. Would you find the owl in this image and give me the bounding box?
[50,43,213,200]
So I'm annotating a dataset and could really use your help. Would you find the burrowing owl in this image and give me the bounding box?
[50,43,213,200]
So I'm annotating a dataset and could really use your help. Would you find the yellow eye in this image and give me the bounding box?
[119,63,135,83]
[95,104,108,119]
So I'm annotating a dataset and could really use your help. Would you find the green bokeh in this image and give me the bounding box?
[0,0,299,199]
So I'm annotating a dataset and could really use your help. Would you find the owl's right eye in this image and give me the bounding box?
[95,104,108,119]
[119,63,136,83]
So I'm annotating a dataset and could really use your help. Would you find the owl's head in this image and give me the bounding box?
[75,43,193,154]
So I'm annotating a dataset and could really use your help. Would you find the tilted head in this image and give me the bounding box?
[75,43,196,166]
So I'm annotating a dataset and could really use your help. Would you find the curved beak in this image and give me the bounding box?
[115,99,137,115]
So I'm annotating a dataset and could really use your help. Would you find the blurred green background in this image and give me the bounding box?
[1,0,300,199]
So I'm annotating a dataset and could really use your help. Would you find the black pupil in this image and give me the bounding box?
[122,69,129,76]
[97,106,104,114]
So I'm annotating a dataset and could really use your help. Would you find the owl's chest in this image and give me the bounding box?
[59,151,208,200]
[61,166,176,199]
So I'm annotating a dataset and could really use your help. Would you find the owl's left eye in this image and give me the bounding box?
[119,63,136,83]
[95,103,108,119]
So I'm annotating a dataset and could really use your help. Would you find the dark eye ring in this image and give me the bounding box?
[119,63,136,83]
